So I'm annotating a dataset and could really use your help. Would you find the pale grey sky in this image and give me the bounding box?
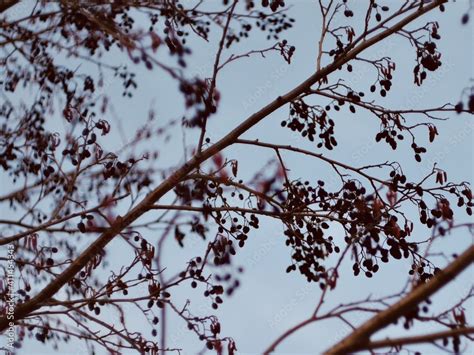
[3,0,473,354]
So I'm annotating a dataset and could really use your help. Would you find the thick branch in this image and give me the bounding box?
[364,326,474,351]
[324,244,474,354]
[0,0,447,332]
[0,0,19,14]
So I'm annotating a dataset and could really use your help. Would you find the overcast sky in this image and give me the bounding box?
[3,0,473,354]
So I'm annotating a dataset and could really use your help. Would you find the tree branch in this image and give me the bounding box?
[0,0,447,332]
[0,0,19,14]
[363,326,474,351]
[324,244,474,354]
